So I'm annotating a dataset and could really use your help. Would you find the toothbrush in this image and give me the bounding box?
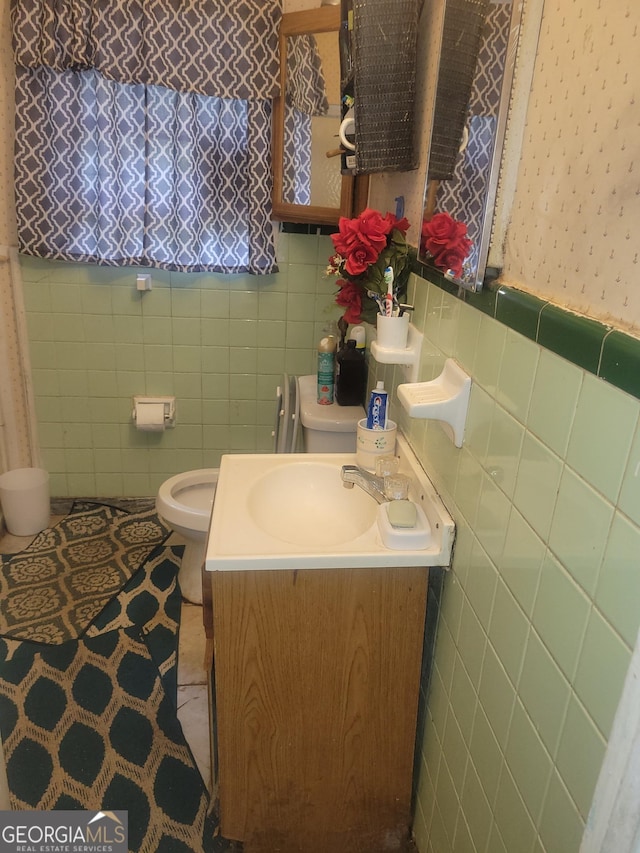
[383,266,394,316]
[366,290,386,315]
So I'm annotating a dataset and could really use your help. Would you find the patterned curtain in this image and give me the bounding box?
[12,0,282,274]
[282,34,328,206]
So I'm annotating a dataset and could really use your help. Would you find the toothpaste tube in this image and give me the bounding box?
[366,380,388,430]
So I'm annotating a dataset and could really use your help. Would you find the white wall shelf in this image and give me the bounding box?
[397,359,471,447]
[370,323,423,383]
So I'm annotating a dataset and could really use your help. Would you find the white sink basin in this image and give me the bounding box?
[247,462,378,547]
[206,434,455,571]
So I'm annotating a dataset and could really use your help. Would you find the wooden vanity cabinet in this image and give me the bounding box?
[208,565,428,853]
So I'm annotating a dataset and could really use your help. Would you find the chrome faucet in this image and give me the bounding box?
[341,464,388,504]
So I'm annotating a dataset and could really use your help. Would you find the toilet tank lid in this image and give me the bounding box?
[297,374,364,433]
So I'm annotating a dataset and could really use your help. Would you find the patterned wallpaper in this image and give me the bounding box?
[498,0,640,334]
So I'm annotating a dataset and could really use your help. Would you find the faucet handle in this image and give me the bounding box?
[375,455,399,477]
[383,473,411,501]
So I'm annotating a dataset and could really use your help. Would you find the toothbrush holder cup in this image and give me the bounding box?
[356,419,397,470]
[376,314,410,350]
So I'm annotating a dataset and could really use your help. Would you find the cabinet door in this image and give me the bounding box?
[212,566,428,853]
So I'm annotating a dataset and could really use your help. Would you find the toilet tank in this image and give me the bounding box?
[297,375,364,453]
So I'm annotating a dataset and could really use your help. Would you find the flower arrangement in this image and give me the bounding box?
[420,211,472,279]
[326,208,411,325]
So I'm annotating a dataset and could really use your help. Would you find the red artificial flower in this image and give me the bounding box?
[431,245,469,278]
[343,241,380,276]
[326,253,342,276]
[421,212,471,277]
[331,208,394,276]
[422,212,466,254]
[335,279,363,324]
[386,213,410,235]
[354,208,393,249]
[327,208,411,324]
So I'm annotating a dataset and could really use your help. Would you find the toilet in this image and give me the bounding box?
[156,468,219,604]
[156,375,364,603]
[296,374,363,452]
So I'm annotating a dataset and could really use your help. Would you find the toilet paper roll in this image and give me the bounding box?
[135,402,166,431]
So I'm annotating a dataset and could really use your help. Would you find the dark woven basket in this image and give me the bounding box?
[352,0,419,174]
[428,0,490,181]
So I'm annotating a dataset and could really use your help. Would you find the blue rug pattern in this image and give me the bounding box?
[0,628,217,851]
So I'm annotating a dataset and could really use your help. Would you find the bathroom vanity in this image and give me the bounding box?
[204,438,454,852]
[209,565,427,852]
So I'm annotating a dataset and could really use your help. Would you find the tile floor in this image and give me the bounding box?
[0,515,213,795]
[176,597,212,791]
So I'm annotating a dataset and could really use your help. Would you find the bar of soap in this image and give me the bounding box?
[387,499,417,529]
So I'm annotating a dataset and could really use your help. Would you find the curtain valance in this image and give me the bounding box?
[12,0,282,100]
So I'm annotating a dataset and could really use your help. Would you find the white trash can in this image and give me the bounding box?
[0,467,50,536]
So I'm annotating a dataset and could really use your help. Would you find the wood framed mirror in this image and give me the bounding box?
[271,7,367,226]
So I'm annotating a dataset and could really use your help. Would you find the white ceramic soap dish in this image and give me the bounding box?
[377,501,432,550]
[397,358,472,447]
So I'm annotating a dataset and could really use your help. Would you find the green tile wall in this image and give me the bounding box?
[371,272,640,853]
[21,232,342,497]
[413,261,640,402]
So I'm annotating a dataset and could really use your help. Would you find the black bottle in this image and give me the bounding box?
[336,339,366,406]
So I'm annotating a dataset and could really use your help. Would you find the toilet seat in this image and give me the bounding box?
[273,373,299,453]
[155,468,220,604]
[156,468,219,535]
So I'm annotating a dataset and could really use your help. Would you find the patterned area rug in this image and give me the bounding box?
[86,544,184,705]
[0,628,218,852]
[86,545,184,706]
[0,504,234,851]
[0,501,171,644]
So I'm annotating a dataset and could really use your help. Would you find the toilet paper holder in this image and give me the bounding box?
[132,396,176,430]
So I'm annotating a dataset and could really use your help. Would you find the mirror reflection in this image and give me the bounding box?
[281,30,342,209]
[272,7,360,226]
[419,0,522,291]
